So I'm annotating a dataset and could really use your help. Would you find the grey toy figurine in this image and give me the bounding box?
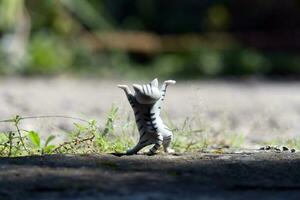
[118,78,176,155]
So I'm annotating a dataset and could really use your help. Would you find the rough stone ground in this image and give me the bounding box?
[1,77,300,145]
[1,152,300,200]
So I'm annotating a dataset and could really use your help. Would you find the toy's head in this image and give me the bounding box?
[133,78,161,104]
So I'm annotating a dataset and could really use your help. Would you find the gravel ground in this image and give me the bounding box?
[0,77,300,145]
[0,152,300,200]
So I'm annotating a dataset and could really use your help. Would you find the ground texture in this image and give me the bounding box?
[1,78,300,199]
[1,152,300,200]
[1,78,300,145]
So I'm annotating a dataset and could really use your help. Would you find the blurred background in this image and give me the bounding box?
[1,0,300,147]
[1,0,300,79]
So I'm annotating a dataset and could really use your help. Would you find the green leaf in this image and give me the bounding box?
[29,131,41,148]
[43,145,56,153]
[45,135,55,147]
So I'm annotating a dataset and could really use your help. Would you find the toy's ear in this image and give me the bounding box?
[150,78,158,88]
[133,84,143,93]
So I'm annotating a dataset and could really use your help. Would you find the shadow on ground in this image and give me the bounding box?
[1,153,300,199]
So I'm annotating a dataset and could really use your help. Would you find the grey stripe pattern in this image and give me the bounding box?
[119,78,176,155]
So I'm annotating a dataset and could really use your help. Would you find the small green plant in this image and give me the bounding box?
[220,132,245,148]
[166,115,210,153]
[0,105,136,157]
[102,104,119,136]
[0,104,273,157]
[0,115,98,156]
[95,105,134,153]
[28,131,56,154]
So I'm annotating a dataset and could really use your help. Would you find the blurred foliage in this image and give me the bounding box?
[0,0,300,79]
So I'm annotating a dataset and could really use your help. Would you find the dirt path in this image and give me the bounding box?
[1,77,300,145]
[0,152,300,199]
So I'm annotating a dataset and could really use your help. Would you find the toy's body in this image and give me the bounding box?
[118,78,176,155]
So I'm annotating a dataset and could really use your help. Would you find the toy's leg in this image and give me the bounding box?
[147,134,163,155]
[163,135,175,153]
[126,141,149,155]
[159,80,176,101]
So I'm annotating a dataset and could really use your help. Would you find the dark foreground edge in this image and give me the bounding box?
[0,152,300,200]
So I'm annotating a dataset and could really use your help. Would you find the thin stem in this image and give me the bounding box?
[20,115,90,123]
[8,132,13,157]
[53,134,95,153]
[0,115,90,124]
[15,121,29,154]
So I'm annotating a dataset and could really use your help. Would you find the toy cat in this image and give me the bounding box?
[118,78,176,155]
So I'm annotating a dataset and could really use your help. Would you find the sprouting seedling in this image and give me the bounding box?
[102,104,119,136]
[13,115,30,154]
[53,120,98,154]
[28,131,56,154]
[43,135,56,154]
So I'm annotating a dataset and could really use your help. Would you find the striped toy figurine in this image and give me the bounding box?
[118,78,176,155]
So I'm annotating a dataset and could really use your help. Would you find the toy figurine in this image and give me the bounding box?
[118,78,176,155]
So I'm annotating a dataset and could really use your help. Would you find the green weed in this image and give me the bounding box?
[0,105,136,157]
[0,105,251,157]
